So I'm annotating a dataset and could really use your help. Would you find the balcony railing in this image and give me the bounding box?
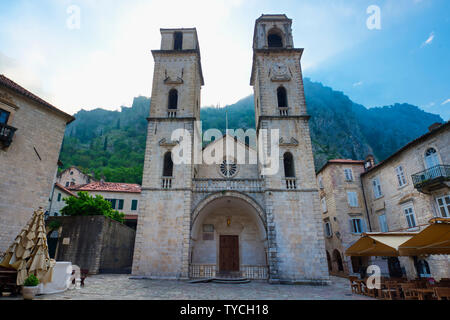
[0,123,17,147]
[285,177,297,190]
[278,107,289,116]
[167,109,177,118]
[193,178,264,193]
[161,177,173,189]
[411,165,450,193]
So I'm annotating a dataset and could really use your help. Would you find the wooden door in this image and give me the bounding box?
[219,235,239,272]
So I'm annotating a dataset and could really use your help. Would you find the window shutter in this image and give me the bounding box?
[349,219,354,233]
[361,219,367,233]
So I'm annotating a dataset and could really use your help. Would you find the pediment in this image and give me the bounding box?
[279,137,299,146]
[159,138,179,147]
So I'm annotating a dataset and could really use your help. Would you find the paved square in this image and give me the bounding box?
[27,275,372,300]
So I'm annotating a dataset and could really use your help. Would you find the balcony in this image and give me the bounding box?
[411,165,450,194]
[193,178,264,193]
[0,123,17,148]
[161,177,173,189]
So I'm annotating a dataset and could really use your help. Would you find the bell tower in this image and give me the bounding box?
[132,28,203,279]
[251,15,329,283]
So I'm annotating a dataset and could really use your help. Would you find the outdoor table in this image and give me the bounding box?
[354,279,366,294]
[412,288,435,300]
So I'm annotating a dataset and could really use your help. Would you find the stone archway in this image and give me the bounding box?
[190,192,268,280]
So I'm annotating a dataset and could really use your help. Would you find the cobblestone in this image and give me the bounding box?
[2,275,375,300]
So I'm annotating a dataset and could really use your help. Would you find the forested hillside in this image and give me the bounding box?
[60,78,443,184]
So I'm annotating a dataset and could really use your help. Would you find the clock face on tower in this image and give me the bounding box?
[219,159,238,178]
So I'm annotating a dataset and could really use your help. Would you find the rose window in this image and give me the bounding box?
[220,159,237,178]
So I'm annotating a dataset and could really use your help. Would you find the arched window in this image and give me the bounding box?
[163,152,173,177]
[277,87,287,108]
[173,32,183,51]
[425,147,439,169]
[267,29,283,48]
[283,152,295,178]
[168,89,178,109]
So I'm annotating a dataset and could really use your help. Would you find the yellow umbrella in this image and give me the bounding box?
[345,232,416,257]
[0,208,55,285]
[399,218,450,256]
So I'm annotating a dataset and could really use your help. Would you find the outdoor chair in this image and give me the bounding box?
[434,287,450,300]
[348,276,360,294]
[400,283,419,300]
[80,269,89,287]
[381,281,401,300]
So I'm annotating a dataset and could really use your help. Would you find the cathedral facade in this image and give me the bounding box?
[132,14,329,284]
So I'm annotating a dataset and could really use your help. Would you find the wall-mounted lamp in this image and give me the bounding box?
[227,217,231,226]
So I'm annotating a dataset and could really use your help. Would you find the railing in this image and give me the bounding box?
[167,109,177,118]
[189,264,268,280]
[285,177,297,190]
[193,178,264,193]
[278,107,289,116]
[241,265,269,280]
[189,264,216,278]
[0,123,17,147]
[411,165,450,188]
[161,177,173,189]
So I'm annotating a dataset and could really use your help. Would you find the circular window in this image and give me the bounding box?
[220,159,238,178]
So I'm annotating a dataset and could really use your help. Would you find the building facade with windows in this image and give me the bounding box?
[316,160,369,277]
[47,183,78,217]
[132,15,330,283]
[317,122,449,280]
[0,74,74,254]
[69,181,141,229]
[361,121,450,280]
[57,166,97,188]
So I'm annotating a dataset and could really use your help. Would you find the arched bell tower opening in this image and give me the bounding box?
[190,193,268,279]
[267,28,284,48]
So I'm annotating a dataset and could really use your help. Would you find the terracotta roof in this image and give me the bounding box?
[54,183,78,197]
[70,181,141,193]
[361,121,450,176]
[0,74,75,124]
[316,159,365,175]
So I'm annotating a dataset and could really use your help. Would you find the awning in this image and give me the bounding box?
[345,232,416,257]
[399,218,450,256]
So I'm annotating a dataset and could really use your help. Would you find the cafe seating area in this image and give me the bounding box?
[348,276,450,300]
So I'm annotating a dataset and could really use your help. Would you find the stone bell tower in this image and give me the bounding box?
[251,14,329,283]
[132,28,204,279]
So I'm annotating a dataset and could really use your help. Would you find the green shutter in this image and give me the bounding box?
[131,200,138,211]
[118,199,124,210]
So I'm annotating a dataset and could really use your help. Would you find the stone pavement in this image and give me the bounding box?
[1,275,374,300]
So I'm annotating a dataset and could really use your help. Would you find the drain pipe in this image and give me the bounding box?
[360,173,372,232]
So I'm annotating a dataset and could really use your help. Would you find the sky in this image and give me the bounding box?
[0,0,448,120]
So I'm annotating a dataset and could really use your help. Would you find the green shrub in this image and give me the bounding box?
[61,191,124,223]
[24,274,39,287]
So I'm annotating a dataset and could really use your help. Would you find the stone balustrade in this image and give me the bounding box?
[193,178,264,193]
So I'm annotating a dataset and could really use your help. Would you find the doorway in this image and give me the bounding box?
[219,235,239,272]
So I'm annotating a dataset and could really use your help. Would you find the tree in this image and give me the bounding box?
[61,191,125,224]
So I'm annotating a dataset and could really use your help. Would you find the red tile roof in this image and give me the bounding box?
[70,181,141,193]
[55,183,78,197]
[0,74,75,124]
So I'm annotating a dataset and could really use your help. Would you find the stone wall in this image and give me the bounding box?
[0,87,69,254]
[49,215,136,274]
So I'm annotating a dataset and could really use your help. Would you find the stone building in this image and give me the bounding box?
[360,121,449,280]
[317,122,449,280]
[132,15,329,283]
[0,74,74,254]
[57,166,96,188]
[47,182,78,217]
[69,181,141,229]
[316,160,370,277]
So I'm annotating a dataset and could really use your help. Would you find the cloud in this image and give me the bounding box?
[442,99,450,105]
[353,81,363,87]
[421,32,434,47]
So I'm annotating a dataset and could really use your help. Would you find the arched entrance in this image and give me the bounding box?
[190,194,268,279]
[333,249,344,272]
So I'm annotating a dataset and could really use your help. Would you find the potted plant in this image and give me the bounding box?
[22,274,40,300]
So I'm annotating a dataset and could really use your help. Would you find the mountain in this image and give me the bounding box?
[59,78,444,184]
